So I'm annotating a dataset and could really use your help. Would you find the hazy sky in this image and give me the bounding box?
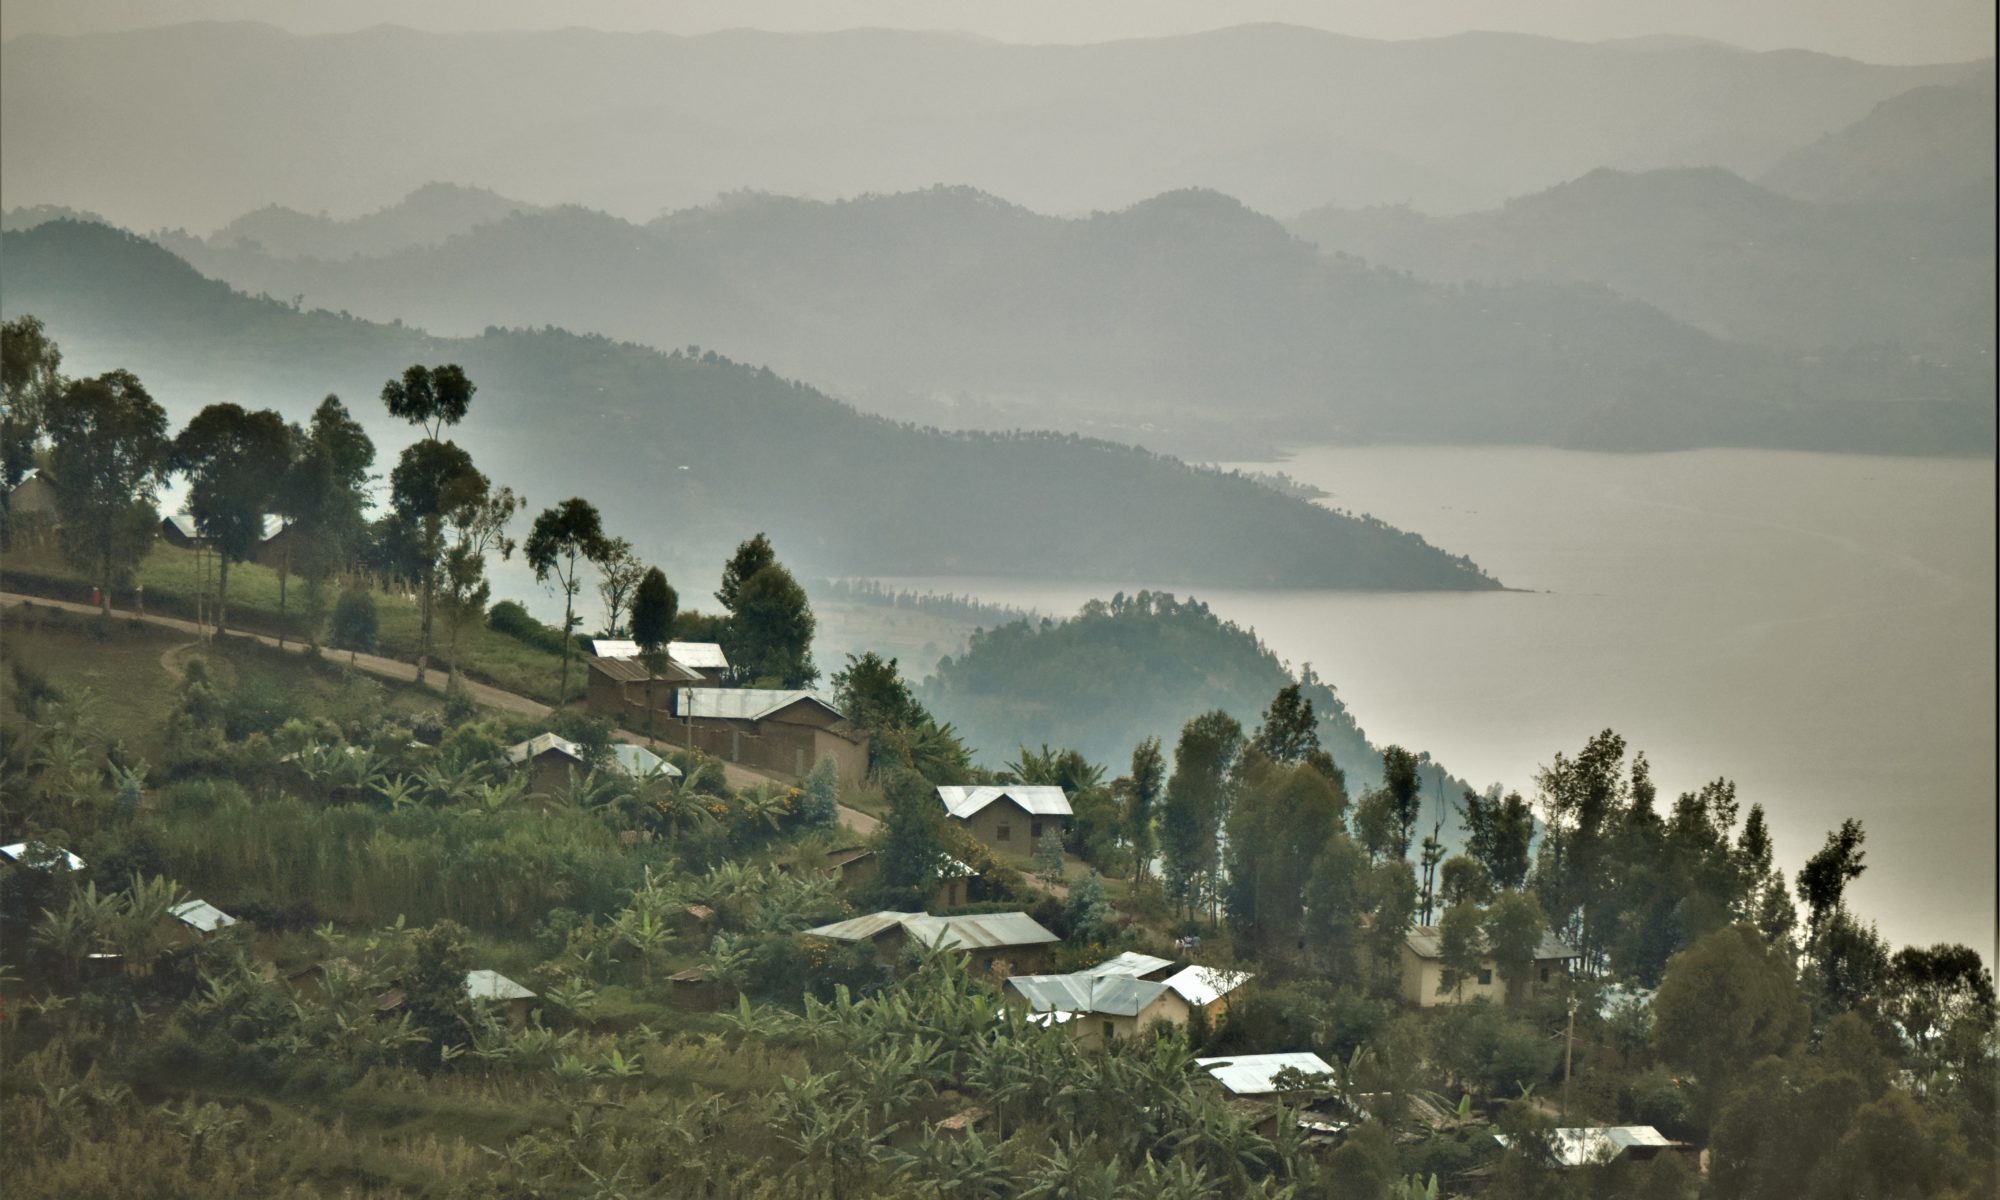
[1,0,1992,64]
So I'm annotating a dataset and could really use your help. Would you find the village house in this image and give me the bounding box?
[504,733,683,794]
[1398,925,1580,1008]
[586,653,706,726]
[373,969,539,1027]
[6,467,58,516]
[159,512,205,550]
[1006,971,1191,1048]
[167,899,238,942]
[936,785,1073,859]
[674,688,869,782]
[804,910,1059,976]
[822,846,979,909]
[1195,1052,1349,1142]
[1160,963,1253,1022]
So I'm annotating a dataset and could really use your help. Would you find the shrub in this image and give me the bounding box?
[488,599,569,655]
[328,587,378,656]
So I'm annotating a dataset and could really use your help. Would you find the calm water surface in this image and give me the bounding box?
[886,446,1997,957]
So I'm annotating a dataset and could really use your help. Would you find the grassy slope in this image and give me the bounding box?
[2,539,580,706]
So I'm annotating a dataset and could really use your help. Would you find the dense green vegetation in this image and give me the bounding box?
[4,605,1991,1198]
[0,220,1499,589]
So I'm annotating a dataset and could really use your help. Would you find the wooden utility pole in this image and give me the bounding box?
[1561,996,1577,1121]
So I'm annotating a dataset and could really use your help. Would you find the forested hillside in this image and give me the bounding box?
[0,219,1498,590]
[1760,74,1996,205]
[131,186,1993,456]
[922,591,1467,804]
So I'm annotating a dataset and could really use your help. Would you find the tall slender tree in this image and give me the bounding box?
[282,396,375,647]
[595,537,646,637]
[44,370,171,613]
[630,566,678,737]
[173,403,294,635]
[1122,736,1165,887]
[1160,710,1242,922]
[438,472,521,681]
[389,439,479,683]
[381,364,475,684]
[525,497,612,704]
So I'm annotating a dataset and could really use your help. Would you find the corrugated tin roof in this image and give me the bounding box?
[668,642,729,670]
[610,742,682,779]
[936,785,1074,819]
[161,513,201,539]
[1404,925,1579,962]
[1164,964,1251,1007]
[807,911,926,941]
[904,912,1060,950]
[0,842,85,871]
[1009,972,1171,1017]
[169,899,237,933]
[1089,951,1175,979]
[465,969,536,1002]
[806,910,1058,950]
[591,639,729,671]
[682,688,843,723]
[588,655,702,684]
[1195,1053,1337,1096]
[1495,1126,1679,1168]
[505,732,587,765]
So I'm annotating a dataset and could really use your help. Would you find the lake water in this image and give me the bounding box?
[882,446,1997,958]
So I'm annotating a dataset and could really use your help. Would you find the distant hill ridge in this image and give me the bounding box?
[206,183,542,259]
[0,218,1502,594]
[2,21,1985,231]
[111,178,1995,457]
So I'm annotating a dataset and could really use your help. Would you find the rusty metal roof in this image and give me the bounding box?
[1404,925,1578,962]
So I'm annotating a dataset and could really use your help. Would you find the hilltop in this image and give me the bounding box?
[2,22,1982,230]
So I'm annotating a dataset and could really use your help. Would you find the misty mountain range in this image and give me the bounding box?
[1,218,1501,593]
[2,22,1986,232]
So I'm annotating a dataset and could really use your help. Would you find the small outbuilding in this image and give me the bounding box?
[675,688,868,782]
[1195,1052,1338,1099]
[168,899,238,940]
[465,969,538,1026]
[505,732,593,794]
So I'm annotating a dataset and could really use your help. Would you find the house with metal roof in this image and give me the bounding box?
[1494,1125,1694,1169]
[671,688,869,783]
[936,785,1073,859]
[1007,970,1192,1047]
[1399,925,1580,1007]
[504,732,592,794]
[805,909,1060,976]
[822,846,980,909]
[1087,951,1176,979]
[1196,1052,1338,1098]
[609,741,681,781]
[1163,964,1253,1018]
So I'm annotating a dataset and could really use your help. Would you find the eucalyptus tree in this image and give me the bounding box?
[381,364,476,684]
[44,370,171,613]
[1121,736,1165,886]
[524,497,612,703]
[277,395,374,646]
[438,470,521,681]
[172,403,294,635]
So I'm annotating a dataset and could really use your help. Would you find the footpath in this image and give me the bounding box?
[1,592,828,806]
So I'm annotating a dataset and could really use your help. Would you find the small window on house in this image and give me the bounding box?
[1103,1021,1116,1041]
[1031,820,1044,840]
[997,824,1012,842]
[1477,968,1493,987]
[1540,966,1551,983]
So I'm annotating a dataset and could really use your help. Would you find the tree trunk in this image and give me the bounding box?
[276,539,289,648]
[216,558,230,635]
